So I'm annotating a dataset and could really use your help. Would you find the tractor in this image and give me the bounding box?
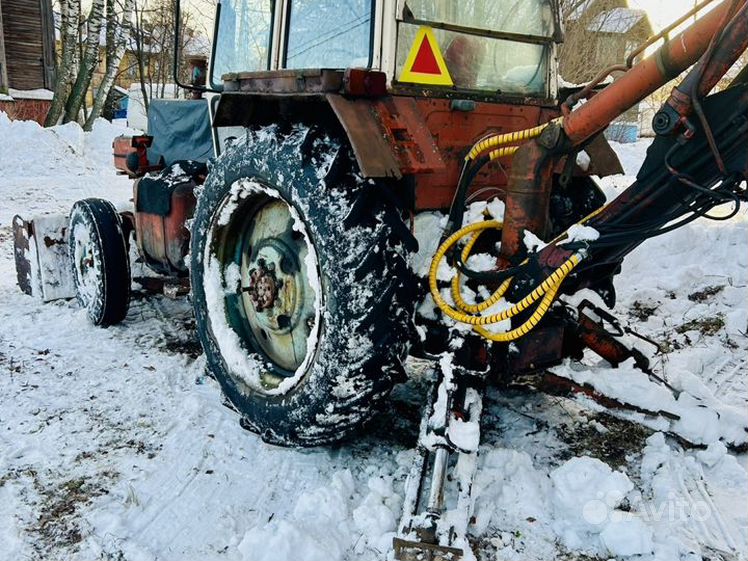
[13,0,748,558]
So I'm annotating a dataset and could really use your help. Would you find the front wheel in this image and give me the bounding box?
[69,198,131,326]
[190,126,416,446]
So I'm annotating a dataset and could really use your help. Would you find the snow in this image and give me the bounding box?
[565,224,600,243]
[0,119,746,561]
[7,88,55,101]
[550,456,638,553]
[0,114,138,227]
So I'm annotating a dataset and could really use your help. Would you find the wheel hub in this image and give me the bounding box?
[222,195,319,377]
[246,258,279,311]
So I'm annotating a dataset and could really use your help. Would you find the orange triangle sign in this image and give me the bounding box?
[399,26,454,87]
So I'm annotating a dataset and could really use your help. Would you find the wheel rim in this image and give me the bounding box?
[71,218,102,311]
[206,180,322,394]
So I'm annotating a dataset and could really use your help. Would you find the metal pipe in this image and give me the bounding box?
[685,2,748,98]
[563,0,742,146]
[426,447,449,516]
[500,130,557,260]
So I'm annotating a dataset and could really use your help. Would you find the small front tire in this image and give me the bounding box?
[69,198,131,326]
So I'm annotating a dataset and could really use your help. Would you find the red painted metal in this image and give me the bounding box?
[660,2,748,134]
[327,94,566,205]
[342,69,388,97]
[499,137,555,259]
[113,135,157,177]
[372,96,447,176]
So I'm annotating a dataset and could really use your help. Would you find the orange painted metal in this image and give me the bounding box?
[328,93,560,210]
[402,99,557,210]
[372,96,447,175]
[411,99,559,210]
[562,0,739,146]
[499,138,555,259]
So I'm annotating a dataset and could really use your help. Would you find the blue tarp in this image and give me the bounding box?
[147,99,214,165]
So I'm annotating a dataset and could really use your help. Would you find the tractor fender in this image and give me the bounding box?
[212,91,445,180]
[212,91,623,206]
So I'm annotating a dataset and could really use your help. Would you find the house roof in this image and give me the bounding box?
[587,7,648,34]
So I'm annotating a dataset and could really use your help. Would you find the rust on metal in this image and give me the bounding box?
[408,99,555,210]
[246,260,280,312]
[373,96,447,175]
[530,372,681,422]
[133,180,196,275]
[393,536,463,561]
[506,324,565,374]
[498,128,558,261]
[576,311,632,367]
[659,1,748,133]
[12,215,33,296]
[582,133,624,176]
[326,94,403,179]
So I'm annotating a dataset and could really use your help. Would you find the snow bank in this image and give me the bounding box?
[0,113,138,226]
[0,112,139,177]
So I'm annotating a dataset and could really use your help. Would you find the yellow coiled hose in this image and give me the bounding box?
[465,117,564,162]
[428,220,584,343]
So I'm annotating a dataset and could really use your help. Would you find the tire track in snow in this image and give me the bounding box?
[705,355,747,408]
[667,452,740,556]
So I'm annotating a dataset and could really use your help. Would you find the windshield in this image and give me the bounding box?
[397,0,554,96]
[213,0,274,80]
[285,0,374,69]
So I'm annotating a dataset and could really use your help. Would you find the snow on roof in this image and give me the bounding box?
[587,8,647,34]
[7,88,55,101]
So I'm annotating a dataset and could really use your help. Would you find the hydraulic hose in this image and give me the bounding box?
[465,118,564,162]
[428,220,584,341]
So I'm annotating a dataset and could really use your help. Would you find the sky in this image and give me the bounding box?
[628,0,715,31]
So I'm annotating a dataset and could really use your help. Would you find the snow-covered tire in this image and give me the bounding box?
[69,198,131,326]
[190,126,417,446]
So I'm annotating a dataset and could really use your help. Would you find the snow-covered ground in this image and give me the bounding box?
[0,115,746,561]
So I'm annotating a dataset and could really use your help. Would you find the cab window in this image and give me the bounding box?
[397,0,554,96]
[284,0,374,69]
[213,0,274,80]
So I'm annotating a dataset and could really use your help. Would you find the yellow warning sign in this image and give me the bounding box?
[398,26,454,87]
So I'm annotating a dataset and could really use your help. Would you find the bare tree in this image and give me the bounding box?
[132,0,152,114]
[85,0,136,129]
[45,0,82,126]
[62,0,107,123]
[130,0,206,111]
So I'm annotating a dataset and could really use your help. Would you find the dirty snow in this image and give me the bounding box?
[0,116,746,561]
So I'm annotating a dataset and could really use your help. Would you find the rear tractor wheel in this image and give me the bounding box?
[69,198,131,326]
[190,126,417,446]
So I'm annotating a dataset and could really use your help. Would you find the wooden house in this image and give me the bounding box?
[0,0,56,123]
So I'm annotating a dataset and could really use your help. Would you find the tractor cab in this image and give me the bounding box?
[207,0,576,212]
[210,0,561,100]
